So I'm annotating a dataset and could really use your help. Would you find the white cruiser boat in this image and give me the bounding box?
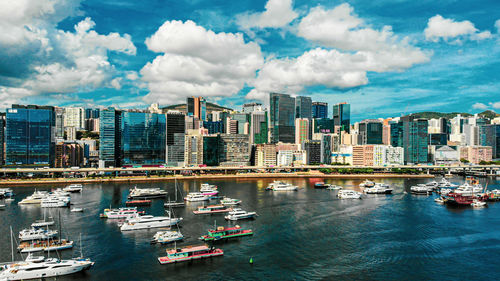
[31,220,55,228]
[100,207,142,219]
[18,191,49,205]
[63,184,83,193]
[19,228,58,241]
[184,192,209,202]
[0,257,93,280]
[425,181,439,189]
[220,197,241,206]
[120,214,183,231]
[471,200,487,208]
[0,188,14,198]
[50,188,71,196]
[337,190,362,199]
[224,208,258,221]
[266,181,298,191]
[151,230,184,244]
[128,187,167,199]
[200,183,217,190]
[41,197,70,208]
[438,178,458,188]
[359,180,375,188]
[364,183,393,194]
[439,188,453,196]
[455,183,483,196]
[326,185,342,190]
[410,184,433,194]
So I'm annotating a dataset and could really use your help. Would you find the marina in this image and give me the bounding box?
[0,176,499,280]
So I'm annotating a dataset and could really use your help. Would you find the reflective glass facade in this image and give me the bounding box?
[332,103,350,133]
[359,122,383,144]
[203,136,220,166]
[313,118,335,133]
[270,93,295,143]
[121,112,166,165]
[312,102,328,119]
[99,108,120,167]
[5,106,55,166]
[295,96,312,119]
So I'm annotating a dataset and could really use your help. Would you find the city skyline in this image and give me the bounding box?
[0,0,499,121]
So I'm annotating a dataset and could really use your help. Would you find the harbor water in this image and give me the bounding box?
[1,176,499,280]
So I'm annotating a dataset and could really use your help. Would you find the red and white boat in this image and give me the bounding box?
[158,245,223,264]
[200,183,219,196]
[193,205,232,215]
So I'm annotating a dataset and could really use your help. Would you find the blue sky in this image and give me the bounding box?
[0,0,499,121]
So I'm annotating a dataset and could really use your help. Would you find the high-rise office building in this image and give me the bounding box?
[429,133,448,146]
[5,105,55,167]
[295,118,309,145]
[218,134,250,166]
[203,121,224,134]
[358,120,383,145]
[99,107,121,167]
[295,96,312,119]
[312,102,328,119]
[187,97,207,121]
[54,107,64,139]
[0,113,4,166]
[85,108,100,119]
[250,111,267,144]
[303,140,321,165]
[184,134,203,166]
[332,102,350,133]
[231,113,250,135]
[313,118,335,134]
[479,124,499,159]
[320,134,333,164]
[270,93,295,143]
[64,107,85,130]
[121,111,166,165]
[397,116,429,164]
[166,111,185,166]
[203,136,220,166]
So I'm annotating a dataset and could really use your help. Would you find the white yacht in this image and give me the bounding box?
[63,184,83,193]
[128,187,167,199]
[50,188,71,197]
[364,183,393,194]
[425,181,439,188]
[0,257,94,280]
[224,208,258,221]
[410,184,433,194]
[266,181,298,191]
[359,180,375,188]
[151,230,184,244]
[18,191,48,205]
[200,183,217,190]
[120,213,183,231]
[337,190,362,199]
[438,178,458,188]
[326,185,342,190]
[19,228,58,241]
[439,188,453,196]
[0,188,14,198]
[471,200,487,208]
[220,197,241,206]
[455,183,483,196]
[184,192,209,202]
[31,220,55,228]
[18,239,74,253]
[100,207,142,219]
[41,197,70,208]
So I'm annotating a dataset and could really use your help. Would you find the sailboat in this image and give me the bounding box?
[31,208,55,228]
[164,178,185,208]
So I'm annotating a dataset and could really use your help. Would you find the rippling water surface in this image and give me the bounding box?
[1,176,499,280]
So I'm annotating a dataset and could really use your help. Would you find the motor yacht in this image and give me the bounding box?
[337,190,362,199]
[128,187,167,199]
[184,192,209,202]
[120,213,183,231]
[266,181,298,191]
[63,184,83,193]
[19,228,58,241]
[151,230,184,244]
[410,184,432,194]
[364,183,393,194]
[224,208,258,221]
[100,207,143,219]
[359,180,375,188]
[220,197,241,206]
[0,257,94,280]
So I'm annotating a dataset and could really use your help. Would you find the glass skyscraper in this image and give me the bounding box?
[166,111,185,166]
[121,112,166,165]
[270,93,295,143]
[99,107,121,167]
[5,105,55,166]
[312,102,328,119]
[295,96,312,119]
[203,136,220,166]
[358,121,383,144]
[332,102,350,133]
[399,116,429,164]
[0,113,4,166]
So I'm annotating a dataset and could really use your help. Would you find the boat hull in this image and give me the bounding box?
[158,249,224,264]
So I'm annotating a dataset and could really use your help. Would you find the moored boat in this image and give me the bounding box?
[63,184,83,193]
[99,207,143,219]
[326,185,342,190]
[364,183,393,194]
[120,213,183,231]
[19,228,58,241]
[157,245,223,264]
[151,230,184,244]
[220,197,241,206]
[125,200,152,206]
[337,190,362,199]
[199,225,253,242]
[18,239,74,253]
[266,181,298,191]
[184,192,209,202]
[410,184,432,195]
[359,179,375,188]
[314,182,329,188]
[128,187,167,199]
[193,205,232,215]
[224,208,258,221]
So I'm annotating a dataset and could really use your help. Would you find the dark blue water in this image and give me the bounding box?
[1,176,499,280]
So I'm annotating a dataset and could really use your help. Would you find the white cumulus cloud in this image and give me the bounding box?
[472,102,489,110]
[141,20,264,104]
[424,15,492,43]
[236,0,298,30]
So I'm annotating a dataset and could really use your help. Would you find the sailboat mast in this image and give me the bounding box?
[10,226,14,262]
[174,178,177,202]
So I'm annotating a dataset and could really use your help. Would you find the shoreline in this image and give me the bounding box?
[0,173,434,187]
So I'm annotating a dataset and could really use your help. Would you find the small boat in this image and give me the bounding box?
[434,197,445,204]
[193,205,232,215]
[19,228,58,241]
[439,188,453,196]
[337,190,362,199]
[100,207,144,219]
[126,200,152,206]
[63,184,83,193]
[200,183,218,190]
[41,197,70,208]
[0,188,14,198]
[71,208,84,212]
[164,179,185,208]
[326,185,342,190]
[410,184,432,195]
[364,183,393,194]
[120,213,183,231]
[184,192,209,202]
[18,239,74,253]
[199,184,219,196]
[31,220,55,228]
[128,186,167,199]
[471,200,487,208]
[220,197,241,206]
[18,191,48,205]
[199,225,253,242]
[314,182,329,188]
[224,208,258,221]
[0,257,94,280]
[266,181,298,191]
[0,204,5,210]
[151,230,184,244]
[158,245,223,264]
[359,180,375,188]
[438,178,458,188]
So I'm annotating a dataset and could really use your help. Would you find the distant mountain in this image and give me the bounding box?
[410,110,499,120]
[161,102,233,113]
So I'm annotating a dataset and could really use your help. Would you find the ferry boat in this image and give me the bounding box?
[99,207,143,219]
[224,208,258,221]
[199,225,253,242]
[128,187,167,199]
[157,245,223,264]
[120,214,183,231]
[193,205,232,215]
[63,184,83,193]
[410,184,432,194]
[184,192,209,202]
[364,183,393,194]
[18,239,74,253]
[125,200,152,206]
[0,257,94,280]
[359,180,375,188]
[220,197,241,206]
[19,228,58,241]
[151,230,184,244]
[266,181,298,191]
[337,190,362,199]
